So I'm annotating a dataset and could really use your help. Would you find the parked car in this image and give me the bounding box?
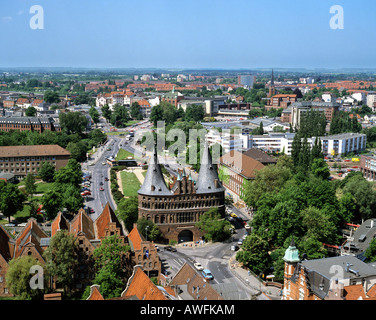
[201,269,214,280]
[231,245,239,251]
[237,239,243,245]
[194,262,204,271]
[230,213,237,218]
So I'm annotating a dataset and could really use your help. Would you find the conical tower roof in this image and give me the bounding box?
[195,141,225,194]
[138,144,172,196]
[283,238,300,263]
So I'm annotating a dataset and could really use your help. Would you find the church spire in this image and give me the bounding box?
[138,143,171,196]
[195,140,225,194]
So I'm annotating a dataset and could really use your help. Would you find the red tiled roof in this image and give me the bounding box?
[51,212,69,237]
[14,218,48,259]
[0,224,14,261]
[121,266,168,300]
[94,203,123,239]
[70,208,95,240]
[127,225,143,251]
[87,285,105,300]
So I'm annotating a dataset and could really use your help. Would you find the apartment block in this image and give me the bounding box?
[0,144,70,178]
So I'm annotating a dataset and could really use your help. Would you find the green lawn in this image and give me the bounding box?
[116,149,134,161]
[120,171,141,197]
[35,182,54,194]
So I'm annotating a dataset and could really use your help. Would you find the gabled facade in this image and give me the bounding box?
[127,224,161,278]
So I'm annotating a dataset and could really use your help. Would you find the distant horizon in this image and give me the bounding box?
[2,66,376,73]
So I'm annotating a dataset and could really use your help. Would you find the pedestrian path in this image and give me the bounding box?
[229,255,282,300]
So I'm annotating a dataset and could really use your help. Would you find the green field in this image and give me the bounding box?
[116,149,134,161]
[120,171,141,197]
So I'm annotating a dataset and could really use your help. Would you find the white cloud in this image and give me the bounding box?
[1,16,13,23]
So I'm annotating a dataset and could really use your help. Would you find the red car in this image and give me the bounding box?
[99,186,104,191]
[81,191,91,196]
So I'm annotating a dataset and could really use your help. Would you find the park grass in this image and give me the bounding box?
[35,182,54,194]
[116,149,134,161]
[120,171,141,197]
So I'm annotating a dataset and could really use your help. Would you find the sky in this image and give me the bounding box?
[0,0,375,70]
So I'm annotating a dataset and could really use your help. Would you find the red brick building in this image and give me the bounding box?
[127,224,161,278]
[138,143,226,243]
[282,238,376,300]
[0,144,70,178]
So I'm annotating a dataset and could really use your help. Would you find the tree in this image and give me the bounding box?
[130,102,144,120]
[89,106,100,124]
[195,208,232,242]
[38,161,55,182]
[242,164,292,209]
[101,104,112,122]
[338,192,357,224]
[54,159,82,187]
[110,104,130,128]
[137,218,161,242]
[59,112,88,135]
[85,235,132,299]
[66,141,88,162]
[150,104,164,127]
[364,238,376,262]
[44,90,60,104]
[301,206,337,244]
[343,174,376,221]
[116,197,139,232]
[185,104,205,122]
[0,181,26,222]
[61,184,84,213]
[235,233,271,275]
[24,173,37,200]
[6,256,45,300]
[25,106,37,116]
[311,158,330,180]
[43,230,78,295]
[291,133,301,168]
[41,189,63,220]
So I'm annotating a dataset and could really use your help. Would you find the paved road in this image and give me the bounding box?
[157,205,253,299]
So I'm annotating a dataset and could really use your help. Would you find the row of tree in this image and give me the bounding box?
[239,154,376,280]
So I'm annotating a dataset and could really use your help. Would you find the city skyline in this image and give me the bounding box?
[1,0,375,69]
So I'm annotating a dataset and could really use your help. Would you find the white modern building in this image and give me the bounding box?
[318,133,367,156]
[351,92,366,104]
[205,129,244,154]
[249,133,296,155]
[367,92,376,112]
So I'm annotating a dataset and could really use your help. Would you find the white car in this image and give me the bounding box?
[194,262,204,271]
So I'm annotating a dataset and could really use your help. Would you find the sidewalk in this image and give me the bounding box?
[229,255,282,300]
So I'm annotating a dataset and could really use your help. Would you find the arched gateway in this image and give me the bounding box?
[137,141,225,243]
[178,230,193,243]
